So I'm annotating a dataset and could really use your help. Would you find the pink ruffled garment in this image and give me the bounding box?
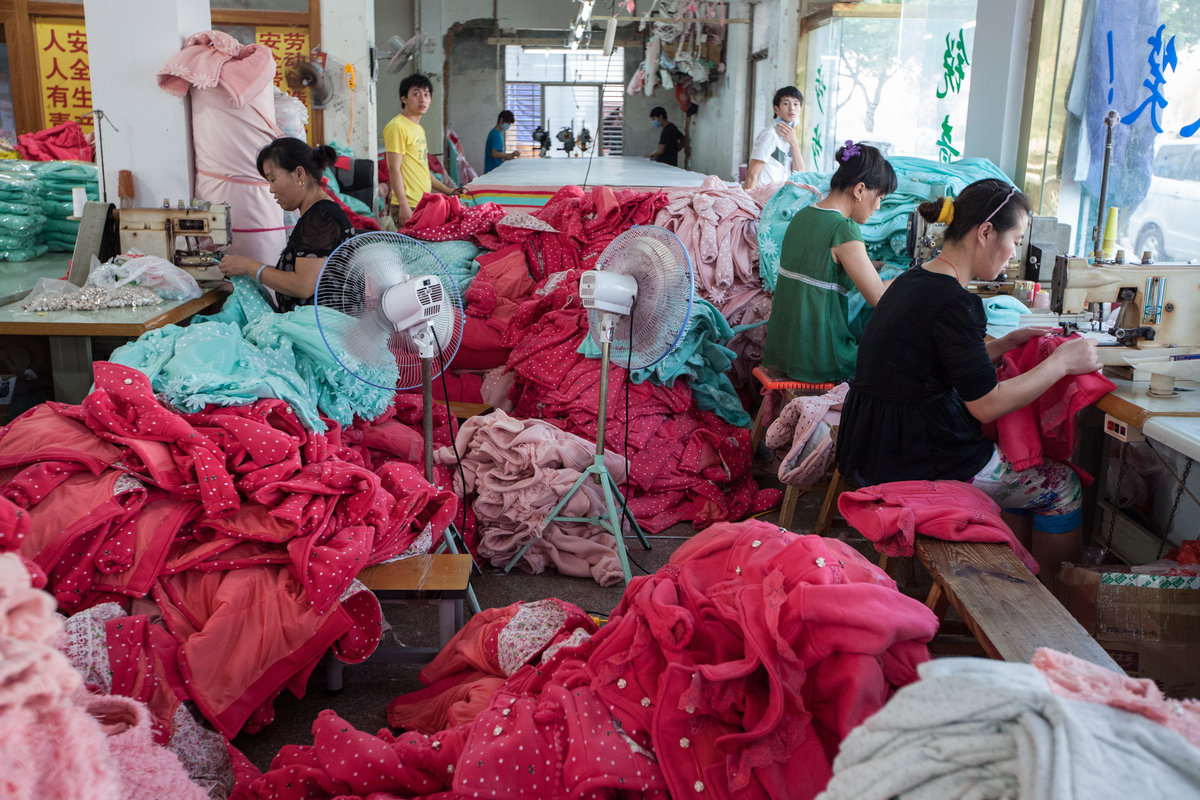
[433,410,630,586]
[1033,647,1200,747]
[159,30,286,265]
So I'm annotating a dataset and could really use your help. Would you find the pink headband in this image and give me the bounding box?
[983,186,1018,225]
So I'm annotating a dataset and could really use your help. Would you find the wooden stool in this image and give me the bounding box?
[326,554,474,692]
[912,537,1123,671]
[779,465,854,534]
[749,366,837,455]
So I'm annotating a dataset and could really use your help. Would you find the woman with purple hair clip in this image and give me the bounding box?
[762,141,897,384]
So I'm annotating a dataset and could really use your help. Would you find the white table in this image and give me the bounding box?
[468,156,711,188]
[0,288,227,403]
[1143,417,1200,461]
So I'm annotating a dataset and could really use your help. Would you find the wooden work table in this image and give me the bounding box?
[0,286,227,403]
[1094,377,1200,427]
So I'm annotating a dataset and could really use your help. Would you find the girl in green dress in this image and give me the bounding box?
[762,142,897,383]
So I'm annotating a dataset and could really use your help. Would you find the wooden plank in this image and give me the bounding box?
[0,289,223,336]
[358,554,472,596]
[210,9,309,26]
[915,537,1124,672]
[436,400,492,419]
[832,2,903,17]
[1095,392,1153,428]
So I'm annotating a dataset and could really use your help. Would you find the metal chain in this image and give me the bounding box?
[1104,441,1128,555]
[1160,457,1195,560]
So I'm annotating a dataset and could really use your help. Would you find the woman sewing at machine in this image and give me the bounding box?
[761,142,897,384]
[218,138,353,312]
[835,179,1103,580]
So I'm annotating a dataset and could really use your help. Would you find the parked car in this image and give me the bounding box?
[1125,140,1200,263]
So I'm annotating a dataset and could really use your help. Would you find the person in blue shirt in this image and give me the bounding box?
[484,110,519,174]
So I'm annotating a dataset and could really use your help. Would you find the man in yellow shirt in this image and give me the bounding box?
[383,74,460,225]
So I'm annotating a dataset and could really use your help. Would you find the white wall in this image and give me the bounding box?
[83,0,211,206]
[375,0,416,148]
[320,0,377,165]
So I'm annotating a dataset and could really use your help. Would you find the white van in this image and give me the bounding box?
[1125,140,1200,263]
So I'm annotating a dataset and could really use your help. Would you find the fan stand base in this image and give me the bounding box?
[502,454,651,584]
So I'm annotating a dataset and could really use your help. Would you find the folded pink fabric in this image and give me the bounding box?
[837,479,1038,573]
[84,695,209,800]
[766,383,849,488]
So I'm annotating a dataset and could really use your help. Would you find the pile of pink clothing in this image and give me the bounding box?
[158,30,286,265]
[0,362,458,740]
[493,269,779,533]
[657,175,771,388]
[230,520,940,800]
[0,537,209,800]
[434,410,631,586]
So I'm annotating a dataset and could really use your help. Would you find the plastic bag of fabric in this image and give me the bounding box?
[85,254,203,300]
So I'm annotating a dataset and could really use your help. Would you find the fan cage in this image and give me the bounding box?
[315,231,464,391]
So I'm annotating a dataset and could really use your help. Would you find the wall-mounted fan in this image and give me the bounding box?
[504,226,695,583]
[285,54,333,109]
[378,34,426,76]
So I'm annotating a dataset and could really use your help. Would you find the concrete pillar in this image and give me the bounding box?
[416,0,445,155]
[963,0,1036,178]
[83,0,210,206]
[320,0,378,164]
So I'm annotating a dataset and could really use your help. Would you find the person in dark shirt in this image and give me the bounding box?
[835,179,1103,582]
[644,106,685,167]
[484,110,519,174]
[218,137,353,313]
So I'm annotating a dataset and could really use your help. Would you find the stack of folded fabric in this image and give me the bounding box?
[758,156,1013,292]
[0,163,48,261]
[31,160,99,252]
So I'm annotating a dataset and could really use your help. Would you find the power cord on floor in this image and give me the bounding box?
[431,326,471,558]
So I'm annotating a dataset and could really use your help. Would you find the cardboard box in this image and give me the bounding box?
[1059,565,1200,698]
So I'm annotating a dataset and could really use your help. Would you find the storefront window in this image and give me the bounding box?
[804,0,978,171]
[1026,0,1200,263]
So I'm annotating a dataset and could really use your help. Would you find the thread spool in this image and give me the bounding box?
[71,187,88,218]
[1102,206,1119,260]
[1034,290,1051,310]
[118,170,134,208]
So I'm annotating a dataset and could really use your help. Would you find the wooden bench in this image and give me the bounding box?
[326,553,474,692]
[912,537,1123,672]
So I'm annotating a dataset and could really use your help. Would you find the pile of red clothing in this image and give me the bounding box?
[0,362,457,740]
[16,119,93,162]
[230,520,939,800]
[498,270,779,532]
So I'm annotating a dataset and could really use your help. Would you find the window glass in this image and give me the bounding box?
[805,0,978,170]
[505,46,623,157]
[1030,0,1200,262]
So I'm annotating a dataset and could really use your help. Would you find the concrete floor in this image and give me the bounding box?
[230,466,929,772]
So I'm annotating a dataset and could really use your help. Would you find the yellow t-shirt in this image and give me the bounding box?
[383,113,431,210]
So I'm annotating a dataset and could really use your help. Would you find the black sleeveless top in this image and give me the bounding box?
[274,199,353,312]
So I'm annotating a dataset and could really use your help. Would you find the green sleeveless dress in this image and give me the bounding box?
[762,205,864,383]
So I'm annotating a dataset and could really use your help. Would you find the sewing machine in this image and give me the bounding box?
[68,202,232,284]
[117,205,231,280]
[906,210,1071,281]
[1050,254,1200,360]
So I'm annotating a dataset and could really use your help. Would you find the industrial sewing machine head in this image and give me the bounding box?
[906,210,1071,281]
[70,201,232,284]
[116,204,232,281]
[1050,254,1200,349]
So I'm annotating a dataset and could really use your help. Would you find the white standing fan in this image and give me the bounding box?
[316,232,480,611]
[504,225,695,583]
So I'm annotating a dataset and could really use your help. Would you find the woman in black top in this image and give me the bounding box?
[835,179,1102,580]
[219,138,354,312]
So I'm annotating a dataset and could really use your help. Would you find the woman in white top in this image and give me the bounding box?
[743,86,806,192]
